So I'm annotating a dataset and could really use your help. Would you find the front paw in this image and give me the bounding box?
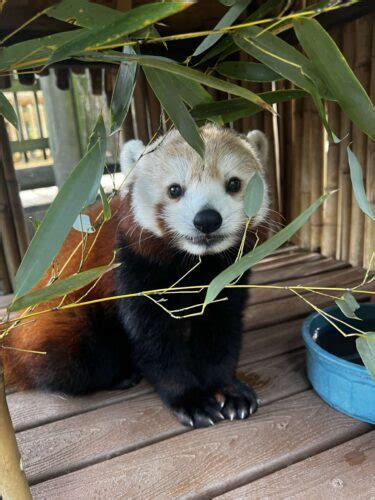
[168,391,226,428]
[214,380,258,421]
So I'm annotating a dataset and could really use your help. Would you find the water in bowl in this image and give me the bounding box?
[312,316,375,366]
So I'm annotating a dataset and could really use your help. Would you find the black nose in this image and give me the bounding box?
[193,209,222,234]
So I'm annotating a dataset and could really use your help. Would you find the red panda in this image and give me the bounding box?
[4,124,269,428]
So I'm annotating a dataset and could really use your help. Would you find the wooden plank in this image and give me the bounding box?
[218,432,375,499]
[241,318,303,363]
[255,247,305,266]
[244,283,373,331]
[30,391,370,499]
[19,350,308,485]
[249,266,366,305]
[253,257,349,285]
[8,317,304,433]
[254,251,319,272]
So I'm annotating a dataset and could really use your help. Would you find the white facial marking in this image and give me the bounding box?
[120,125,269,256]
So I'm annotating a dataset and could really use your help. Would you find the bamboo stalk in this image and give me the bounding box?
[308,99,324,251]
[349,16,372,267]
[298,97,311,249]
[321,101,340,257]
[363,18,375,268]
[0,117,29,257]
[290,89,303,225]
[146,80,161,137]
[337,22,354,262]
[0,353,31,499]
[133,69,150,143]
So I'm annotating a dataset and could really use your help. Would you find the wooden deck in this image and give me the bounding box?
[2,247,375,499]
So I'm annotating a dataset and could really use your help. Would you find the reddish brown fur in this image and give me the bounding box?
[3,189,183,390]
[3,193,269,391]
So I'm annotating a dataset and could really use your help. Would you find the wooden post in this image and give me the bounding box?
[133,70,150,144]
[298,98,311,249]
[39,72,82,187]
[0,354,31,499]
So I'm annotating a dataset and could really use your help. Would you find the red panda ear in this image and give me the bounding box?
[246,130,268,166]
[120,139,145,183]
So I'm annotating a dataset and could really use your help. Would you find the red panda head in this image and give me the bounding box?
[120,124,269,256]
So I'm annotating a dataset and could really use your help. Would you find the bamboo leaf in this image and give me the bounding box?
[334,298,360,320]
[0,31,84,72]
[342,291,360,312]
[48,2,191,65]
[233,27,327,96]
[356,334,375,379]
[0,92,18,129]
[204,193,330,306]
[46,0,120,27]
[244,171,264,217]
[293,17,375,140]
[191,89,307,122]
[14,140,105,299]
[199,0,281,65]
[347,147,375,220]
[86,113,107,205]
[9,263,119,312]
[168,75,213,108]
[73,214,95,233]
[110,45,137,134]
[233,27,335,139]
[99,185,111,221]
[144,67,205,158]
[217,61,282,82]
[85,52,274,113]
[193,0,252,57]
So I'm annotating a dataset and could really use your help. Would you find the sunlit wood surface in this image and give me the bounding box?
[2,246,374,499]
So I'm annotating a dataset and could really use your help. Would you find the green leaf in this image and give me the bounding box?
[217,61,282,82]
[86,113,107,205]
[343,291,360,312]
[193,0,252,57]
[347,146,375,220]
[244,171,264,217]
[110,45,137,134]
[73,214,95,233]
[9,263,119,312]
[293,17,375,140]
[356,334,375,379]
[191,89,307,123]
[334,298,360,320]
[0,92,18,129]
[204,192,330,306]
[144,67,205,158]
[86,52,274,113]
[46,0,120,27]
[199,0,281,65]
[169,75,213,108]
[0,31,84,72]
[233,26,335,140]
[14,140,105,299]
[219,0,236,6]
[233,27,325,96]
[48,2,191,65]
[99,185,111,221]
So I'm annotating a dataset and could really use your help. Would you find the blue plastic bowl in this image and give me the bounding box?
[302,303,375,424]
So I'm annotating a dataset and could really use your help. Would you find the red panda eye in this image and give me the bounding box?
[168,184,183,199]
[226,177,242,194]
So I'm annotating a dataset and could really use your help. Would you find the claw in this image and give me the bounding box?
[214,392,226,408]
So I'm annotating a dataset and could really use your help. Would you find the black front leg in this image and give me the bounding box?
[121,297,226,428]
[190,288,258,420]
